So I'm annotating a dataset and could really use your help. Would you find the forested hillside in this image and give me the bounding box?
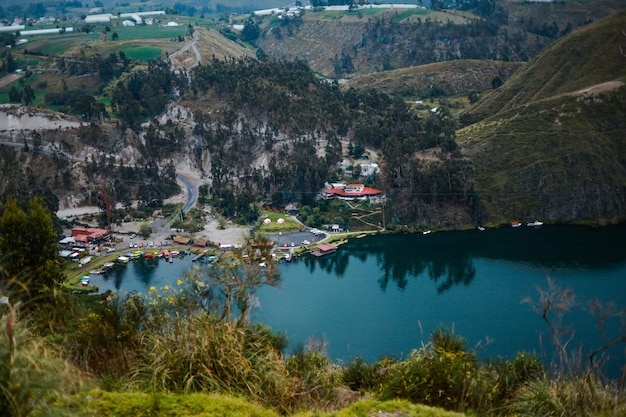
[0,1,625,229]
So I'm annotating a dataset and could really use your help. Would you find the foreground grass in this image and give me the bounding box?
[74,392,465,417]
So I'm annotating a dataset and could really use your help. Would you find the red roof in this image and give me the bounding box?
[324,185,382,197]
[70,227,110,241]
[316,243,336,252]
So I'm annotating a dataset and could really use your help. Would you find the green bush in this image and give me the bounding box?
[468,352,544,414]
[342,356,393,392]
[378,328,477,412]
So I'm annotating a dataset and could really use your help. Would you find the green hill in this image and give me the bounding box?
[458,10,626,225]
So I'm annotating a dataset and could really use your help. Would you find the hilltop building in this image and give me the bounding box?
[322,182,384,203]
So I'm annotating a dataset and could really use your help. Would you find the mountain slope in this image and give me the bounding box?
[345,60,523,98]
[458,10,626,225]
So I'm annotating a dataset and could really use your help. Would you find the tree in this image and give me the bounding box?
[22,85,35,105]
[0,197,64,309]
[138,222,152,239]
[112,32,118,41]
[99,187,115,230]
[183,235,280,327]
[8,86,21,103]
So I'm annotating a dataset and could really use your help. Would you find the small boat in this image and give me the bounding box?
[511,221,522,228]
[80,276,90,286]
[284,253,292,262]
[171,251,180,257]
[145,252,153,259]
[422,230,432,235]
[117,256,130,264]
[103,262,115,269]
[90,269,105,275]
[477,226,485,231]
[527,221,544,227]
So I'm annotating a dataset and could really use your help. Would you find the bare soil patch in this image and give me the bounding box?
[569,81,624,96]
[0,73,23,88]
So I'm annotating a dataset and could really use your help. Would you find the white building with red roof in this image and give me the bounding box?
[322,182,385,203]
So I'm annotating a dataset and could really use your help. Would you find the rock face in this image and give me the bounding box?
[332,387,362,409]
[0,105,84,131]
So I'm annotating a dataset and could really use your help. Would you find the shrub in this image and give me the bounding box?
[468,352,544,414]
[286,340,344,410]
[378,328,477,412]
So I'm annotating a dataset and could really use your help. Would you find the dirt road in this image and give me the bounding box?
[0,73,22,88]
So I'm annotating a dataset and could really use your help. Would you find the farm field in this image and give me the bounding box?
[0,23,192,104]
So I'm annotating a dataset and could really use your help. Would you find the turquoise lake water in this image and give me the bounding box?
[92,224,626,375]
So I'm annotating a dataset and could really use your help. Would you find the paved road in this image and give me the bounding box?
[178,173,198,214]
[150,172,199,240]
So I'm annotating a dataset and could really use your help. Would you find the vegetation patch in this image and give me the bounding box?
[120,45,163,61]
[76,391,281,417]
[258,210,301,233]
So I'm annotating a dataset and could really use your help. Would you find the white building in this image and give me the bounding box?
[0,25,25,33]
[85,13,113,24]
[360,163,380,176]
[20,27,74,36]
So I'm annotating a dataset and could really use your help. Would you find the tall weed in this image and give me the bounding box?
[511,376,626,417]
[0,303,92,416]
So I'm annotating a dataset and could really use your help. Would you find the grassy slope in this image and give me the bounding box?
[464,10,626,118]
[195,27,257,63]
[458,10,626,225]
[76,392,466,417]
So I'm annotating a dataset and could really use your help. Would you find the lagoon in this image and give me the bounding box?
[92,224,626,375]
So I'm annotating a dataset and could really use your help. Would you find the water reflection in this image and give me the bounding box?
[305,224,626,293]
[302,233,477,293]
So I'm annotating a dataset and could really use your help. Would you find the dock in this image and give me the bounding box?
[192,250,209,262]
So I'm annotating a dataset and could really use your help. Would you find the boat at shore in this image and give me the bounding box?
[90,269,105,275]
[511,221,522,227]
[527,221,544,227]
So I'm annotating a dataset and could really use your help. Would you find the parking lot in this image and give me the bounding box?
[269,228,327,248]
